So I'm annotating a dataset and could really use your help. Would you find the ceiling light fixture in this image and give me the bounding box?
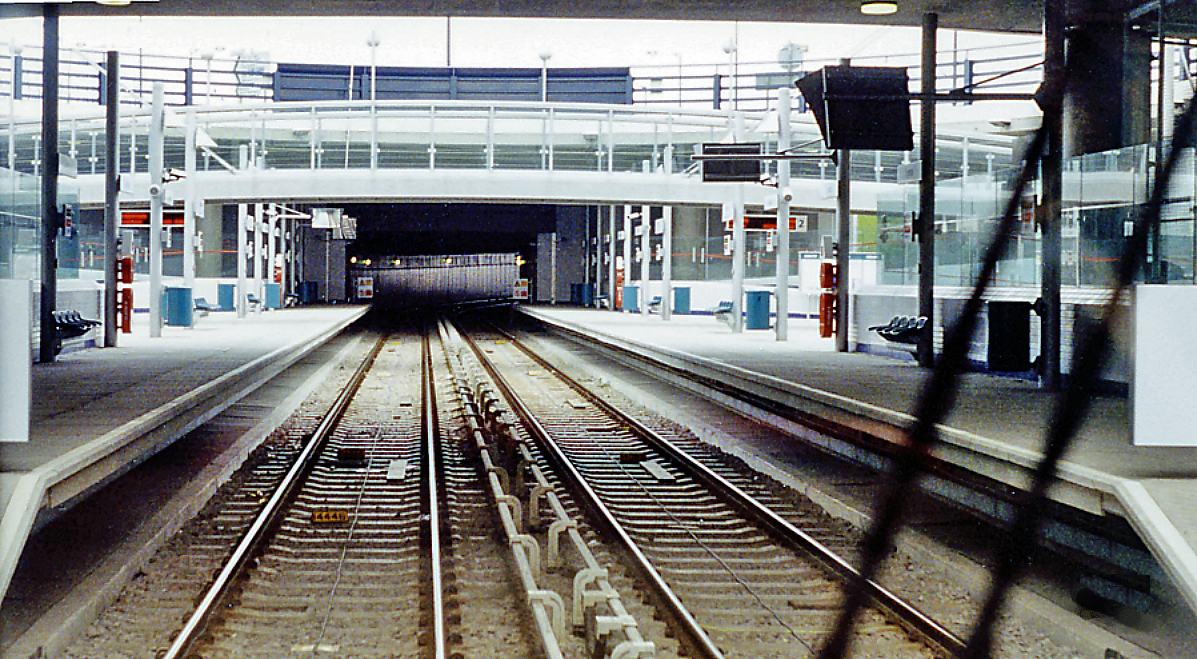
[95,0,134,6]
[860,0,897,15]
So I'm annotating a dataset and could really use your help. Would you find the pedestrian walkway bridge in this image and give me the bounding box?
[2,98,1017,211]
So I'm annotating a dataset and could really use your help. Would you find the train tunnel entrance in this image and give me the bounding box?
[341,202,591,307]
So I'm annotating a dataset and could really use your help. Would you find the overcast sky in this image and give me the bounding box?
[0,16,1038,71]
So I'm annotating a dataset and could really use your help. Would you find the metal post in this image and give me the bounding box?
[662,205,673,321]
[776,87,791,342]
[254,202,264,314]
[608,205,617,311]
[368,32,379,171]
[183,109,196,293]
[731,112,746,333]
[1040,0,1064,390]
[639,208,649,315]
[38,4,60,362]
[267,204,277,307]
[662,139,675,321]
[623,204,632,311]
[550,231,558,305]
[148,83,164,338]
[917,15,938,367]
[237,203,247,318]
[835,60,851,352]
[103,50,119,348]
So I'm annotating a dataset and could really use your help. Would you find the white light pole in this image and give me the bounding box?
[199,50,213,104]
[538,49,552,102]
[722,39,737,110]
[368,32,379,170]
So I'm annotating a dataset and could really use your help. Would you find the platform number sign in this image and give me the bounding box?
[356,276,374,300]
[513,278,530,300]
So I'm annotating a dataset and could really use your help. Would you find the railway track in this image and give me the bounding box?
[57,313,970,659]
[447,316,964,659]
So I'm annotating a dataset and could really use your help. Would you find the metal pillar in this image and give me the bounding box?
[608,205,617,311]
[254,203,264,314]
[1040,0,1065,390]
[835,60,852,353]
[103,50,119,348]
[267,205,278,306]
[917,15,937,367]
[38,3,59,363]
[639,207,649,315]
[662,206,673,321]
[835,145,850,352]
[622,204,632,311]
[775,87,791,342]
[731,112,746,333]
[237,203,248,318]
[183,109,197,292]
[662,145,674,321]
[148,83,164,338]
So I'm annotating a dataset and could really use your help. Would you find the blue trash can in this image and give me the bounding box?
[672,287,691,315]
[217,283,235,311]
[164,287,193,327]
[745,290,771,329]
[265,283,281,309]
[622,285,639,312]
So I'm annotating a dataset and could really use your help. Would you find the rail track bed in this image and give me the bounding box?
[60,313,1083,659]
[449,317,959,659]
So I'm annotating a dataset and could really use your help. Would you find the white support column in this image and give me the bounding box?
[593,207,602,308]
[183,109,197,293]
[662,144,674,322]
[731,189,745,333]
[237,203,247,318]
[608,204,617,311]
[254,203,264,314]
[639,206,649,316]
[775,87,791,342]
[148,83,164,338]
[661,205,673,321]
[622,204,632,312]
[730,111,746,333]
[267,204,278,307]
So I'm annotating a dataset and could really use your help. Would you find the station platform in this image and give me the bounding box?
[0,305,367,606]
[521,305,1197,616]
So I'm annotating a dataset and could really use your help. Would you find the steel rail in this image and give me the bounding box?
[160,331,388,659]
[423,325,449,659]
[452,319,726,659]
[497,323,965,658]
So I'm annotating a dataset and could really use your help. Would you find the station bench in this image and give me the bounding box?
[709,300,734,326]
[53,310,100,354]
[869,315,927,346]
[194,297,218,315]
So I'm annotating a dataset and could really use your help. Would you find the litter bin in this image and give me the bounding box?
[298,281,318,305]
[265,283,281,309]
[623,285,639,312]
[672,287,691,315]
[164,287,193,327]
[745,290,771,330]
[988,300,1032,371]
[217,283,235,311]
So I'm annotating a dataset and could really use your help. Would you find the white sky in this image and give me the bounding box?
[0,16,1038,71]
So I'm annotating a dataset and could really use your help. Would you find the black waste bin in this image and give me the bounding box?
[988,301,1032,371]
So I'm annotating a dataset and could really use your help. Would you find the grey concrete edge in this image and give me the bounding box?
[523,309,1122,515]
[1113,479,1197,617]
[37,306,367,490]
[0,307,366,612]
[3,333,370,659]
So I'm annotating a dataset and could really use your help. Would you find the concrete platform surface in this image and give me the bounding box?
[523,306,1197,615]
[0,305,367,605]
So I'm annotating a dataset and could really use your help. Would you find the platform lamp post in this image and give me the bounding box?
[367,32,379,171]
[722,40,737,110]
[539,49,552,102]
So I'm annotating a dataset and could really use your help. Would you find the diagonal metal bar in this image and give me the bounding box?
[958,80,1197,659]
[815,58,1067,659]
